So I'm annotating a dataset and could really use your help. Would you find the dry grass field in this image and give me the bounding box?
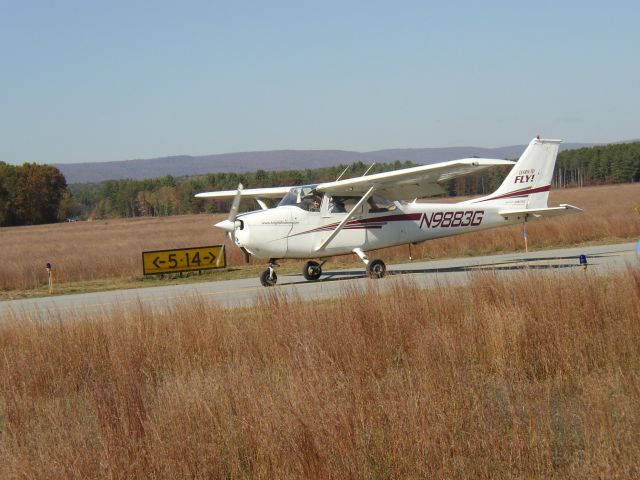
[1,183,639,293]
[1,266,639,478]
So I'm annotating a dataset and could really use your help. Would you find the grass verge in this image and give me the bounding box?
[1,266,639,478]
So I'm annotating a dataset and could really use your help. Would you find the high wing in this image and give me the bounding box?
[195,186,292,199]
[316,158,515,200]
[195,158,514,201]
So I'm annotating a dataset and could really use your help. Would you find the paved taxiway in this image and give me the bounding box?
[1,242,637,320]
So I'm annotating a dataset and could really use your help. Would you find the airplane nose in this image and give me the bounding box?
[234,227,249,248]
[214,217,250,250]
[214,219,235,232]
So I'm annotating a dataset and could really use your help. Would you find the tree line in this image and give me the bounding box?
[3,141,639,225]
[552,142,640,188]
[0,162,71,227]
[71,141,640,219]
[70,161,418,219]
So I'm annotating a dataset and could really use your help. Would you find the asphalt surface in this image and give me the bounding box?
[1,242,638,321]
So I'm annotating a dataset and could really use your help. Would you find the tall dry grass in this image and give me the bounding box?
[1,266,639,478]
[1,183,639,291]
[0,214,234,291]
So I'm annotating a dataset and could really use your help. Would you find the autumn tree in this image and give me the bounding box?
[0,162,70,226]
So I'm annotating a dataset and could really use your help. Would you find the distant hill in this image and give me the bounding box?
[56,143,597,184]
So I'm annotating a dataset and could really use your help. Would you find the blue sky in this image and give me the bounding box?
[1,0,638,164]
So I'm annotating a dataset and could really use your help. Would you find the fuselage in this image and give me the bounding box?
[232,201,520,260]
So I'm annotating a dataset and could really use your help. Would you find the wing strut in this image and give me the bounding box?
[315,185,376,252]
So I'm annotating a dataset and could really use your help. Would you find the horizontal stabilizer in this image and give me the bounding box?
[498,204,583,220]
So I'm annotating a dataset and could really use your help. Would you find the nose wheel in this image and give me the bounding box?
[260,260,279,287]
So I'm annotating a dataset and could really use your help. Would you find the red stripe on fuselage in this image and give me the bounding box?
[291,213,421,237]
[348,213,422,224]
[471,184,550,203]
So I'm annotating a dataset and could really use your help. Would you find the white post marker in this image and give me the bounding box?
[46,262,53,294]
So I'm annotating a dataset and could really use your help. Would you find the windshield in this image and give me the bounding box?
[277,185,321,211]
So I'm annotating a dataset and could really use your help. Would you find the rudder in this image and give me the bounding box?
[465,137,560,209]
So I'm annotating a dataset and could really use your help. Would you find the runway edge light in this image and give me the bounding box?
[579,254,588,270]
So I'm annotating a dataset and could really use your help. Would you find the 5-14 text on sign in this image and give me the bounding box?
[142,245,225,275]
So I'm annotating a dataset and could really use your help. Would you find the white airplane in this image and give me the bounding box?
[196,137,582,286]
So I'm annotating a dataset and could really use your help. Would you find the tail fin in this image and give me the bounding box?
[465,137,561,209]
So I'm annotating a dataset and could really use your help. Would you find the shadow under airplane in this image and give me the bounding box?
[283,253,594,286]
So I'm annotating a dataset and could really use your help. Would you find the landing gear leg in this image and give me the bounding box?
[260,259,279,287]
[353,248,386,279]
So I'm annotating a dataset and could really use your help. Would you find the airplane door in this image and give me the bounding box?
[246,209,293,258]
[270,209,293,257]
[319,198,366,254]
[289,208,319,255]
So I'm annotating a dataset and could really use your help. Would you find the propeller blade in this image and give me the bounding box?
[216,241,226,267]
[241,247,251,264]
[213,183,244,268]
[228,183,243,222]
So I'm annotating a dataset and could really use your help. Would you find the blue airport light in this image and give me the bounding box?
[579,254,588,270]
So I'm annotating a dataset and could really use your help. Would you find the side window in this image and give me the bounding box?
[367,195,396,213]
[328,196,362,214]
[328,196,346,213]
[300,193,322,212]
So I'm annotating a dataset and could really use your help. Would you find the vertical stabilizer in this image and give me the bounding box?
[464,137,561,209]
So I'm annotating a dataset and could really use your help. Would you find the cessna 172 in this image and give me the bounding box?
[196,137,582,286]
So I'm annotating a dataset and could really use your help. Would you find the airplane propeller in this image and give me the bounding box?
[214,184,251,265]
[214,183,243,234]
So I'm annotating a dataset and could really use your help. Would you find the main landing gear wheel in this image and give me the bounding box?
[260,269,278,287]
[302,261,322,281]
[367,259,386,279]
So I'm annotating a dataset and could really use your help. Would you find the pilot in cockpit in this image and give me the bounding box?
[310,194,322,212]
[329,198,346,213]
[302,192,322,212]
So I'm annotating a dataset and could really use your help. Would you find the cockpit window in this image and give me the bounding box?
[277,185,322,211]
[367,195,396,213]
[278,188,396,214]
[327,196,361,213]
[326,194,397,213]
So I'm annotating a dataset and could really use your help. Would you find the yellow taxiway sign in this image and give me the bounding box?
[142,245,226,275]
